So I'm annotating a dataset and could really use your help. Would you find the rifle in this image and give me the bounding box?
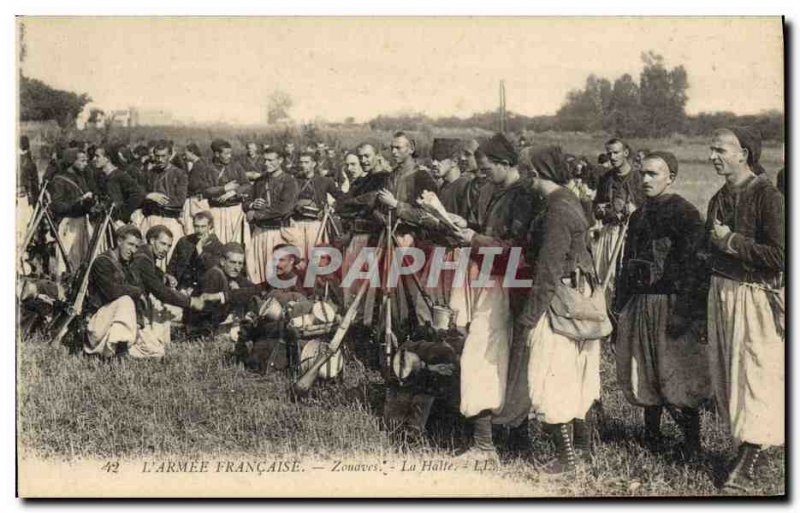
[382,210,398,377]
[49,204,116,346]
[292,230,386,397]
[19,179,49,259]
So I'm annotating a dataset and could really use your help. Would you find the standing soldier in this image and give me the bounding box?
[455,134,540,460]
[500,145,600,475]
[431,138,472,220]
[47,148,95,281]
[705,127,784,492]
[139,140,187,267]
[592,138,645,300]
[91,145,146,226]
[283,151,342,262]
[182,142,212,235]
[18,135,40,251]
[245,149,298,286]
[614,151,710,458]
[200,139,251,245]
[240,141,264,183]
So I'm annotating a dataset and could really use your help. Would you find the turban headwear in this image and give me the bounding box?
[431,138,463,162]
[644,151,679,178]
[480,133,518,167]
[530,145,570,185]
[728,126,766,175]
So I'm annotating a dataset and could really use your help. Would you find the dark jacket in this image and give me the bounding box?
[239,155,264,178]
[95,167,146,223]
[187,265,259,329]
[438,173,473,220]
[48,168,93,220]
[87,248,143,314]
[294,174,343,217]
[167,233,225,290]
[615,193,708,319]
[186,158,213,197]
[387,159,440,227]
[593,167,645,225]
[197,159,251,207]
[142,164,188,217]
[247,170,298,228]
[465,176,494,231]
[129,245,190,311]
[517,188,594,329]
[336,171,391,232]
[470,177,541,277]
[706,174,784,286]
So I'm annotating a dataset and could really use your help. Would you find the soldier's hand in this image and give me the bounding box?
[217,190,237,202]
[377,189,399,208]
[709,220,733,250]
[457,228,476,243]
[252,198,266,210]
[224,181,239,192]
[164,273,178,288]
[146,192,170,205]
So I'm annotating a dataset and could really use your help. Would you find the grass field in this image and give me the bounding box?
[16,128,786,497]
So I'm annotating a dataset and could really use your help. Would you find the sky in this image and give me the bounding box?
[20,16,784,125]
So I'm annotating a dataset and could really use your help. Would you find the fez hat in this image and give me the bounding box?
[431,138,463,162]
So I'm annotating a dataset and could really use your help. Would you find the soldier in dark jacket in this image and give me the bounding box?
[167,211,224,292]
[705,127,784,492]
[245,149,299,285]
[613,151,710,458]
[239,142,264,183]
[91,145,146,225]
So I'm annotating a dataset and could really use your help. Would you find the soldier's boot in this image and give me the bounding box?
[643,405,663,450]
[723,443,763,493]
[572,418,593,461]
[672,407,701,460]
[540,422,578,475]
[455,412,499,463]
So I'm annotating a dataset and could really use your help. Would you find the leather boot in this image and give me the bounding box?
[456,413,499,462]
[572,418,593,460]
[671,407,701,459]
[723,443,763,493]
[541,423,578,475]
[643,406,663,449]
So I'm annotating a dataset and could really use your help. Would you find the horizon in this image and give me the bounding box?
[19,17,784,125]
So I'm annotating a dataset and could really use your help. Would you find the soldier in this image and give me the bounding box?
[240,141,264,183]
[167,211,224,293]
[501,145,599,475]
[200,139,251,245]
[91,145,146,226]
[18,135,40,251]
[182,142,213,235]
[705,127,784,492]
[186,242,259,338]
[245,149,298,285]
[454,133,540,461]
[139,140,188,267]
[47,148,95,281]
[614,151,710,458]
[431,138,472,220]
[283,151,342,262]
[592,138,645,300]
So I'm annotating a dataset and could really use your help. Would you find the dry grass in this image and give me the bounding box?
[17,332,785,497]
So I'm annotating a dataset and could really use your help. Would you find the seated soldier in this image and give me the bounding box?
[167,211,224,293]
[186,242,260,338]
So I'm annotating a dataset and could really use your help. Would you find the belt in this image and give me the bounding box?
[209,199,244,208]
[144,206,182,219]
[253,219,291,229]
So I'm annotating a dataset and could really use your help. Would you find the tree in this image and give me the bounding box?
[554,75,610,132]
[267,90,293,124]
[604,74,641,137]
[87,108,105,126]
[638,51,688,137]
[19,75,92,128]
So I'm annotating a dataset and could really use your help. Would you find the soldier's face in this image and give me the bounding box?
[221,252,245,279]
[153,149,170,168]
[276,253,296,276]
[709,132,746,178]
[605,142,629,169]
[264,153,282,173]
[641,158,673,198]
[391,137,413,164]
[476,155,492,178]
[457,152,471,172]
[216,148,233,165]
[487,160,507,184]
[299,156,316,175]
[345,155,362,176]
[151,233,173,260]
[73,152,89,171]
[193,217,211,238]
[432,159,454,179]
[246,144,258,158]
[92,149,109,169]
[285,144,295,154]
[118,235,140,262]
[358,147,376,172]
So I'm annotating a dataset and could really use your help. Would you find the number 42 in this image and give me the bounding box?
[101,461,120,473]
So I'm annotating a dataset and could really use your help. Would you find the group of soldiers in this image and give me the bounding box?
[16,126,784,492]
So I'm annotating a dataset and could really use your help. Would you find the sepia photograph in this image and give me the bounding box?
[14,15,785,498]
